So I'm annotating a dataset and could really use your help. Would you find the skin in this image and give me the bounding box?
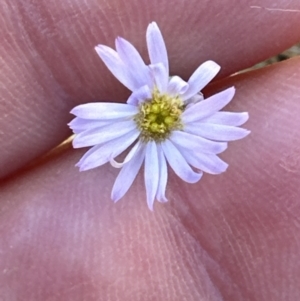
[0,0,300,300]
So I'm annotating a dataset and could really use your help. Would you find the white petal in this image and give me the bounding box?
[95,45,137,91]
[150,63,168,93]
[184,123,250,141]
[170,130,227,154]
[111,144,146,202]
[156,144,168,203]
[127,85,152,105]
[110,139,142,168]
[167,76,189,96]
[68,117,114,134]
[115,37,152,88]
[73,120,138,148]
[144,142,159,210]
[199,112,249,126]
[178,146,228,174]
[70,103,138,120]
[185,93,204,109]
[161,140,202,183]
[181,61,220,100]
[182,87,235,123]
[146,22,169,75]
[76,129,139,171]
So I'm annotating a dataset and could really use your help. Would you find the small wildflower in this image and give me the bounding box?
[69,22,250,210]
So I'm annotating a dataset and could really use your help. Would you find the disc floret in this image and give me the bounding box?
[134,89,184,142]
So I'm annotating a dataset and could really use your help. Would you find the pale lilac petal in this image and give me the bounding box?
[70,103,138,120]
[144,142,159,210]
[184,123,251,141]
[115,37,146,71]
[76,129,139,171]
[110,140,142,168]
[115,37,152,88]
[127,85,152,105]
[73,120,137,148]
[181,61,221,101]
[170,131,227,154]
[150,63,168,93]
[68,118,114,134]
[95,45,137,91]
[199,112,249,126]
[177,146,228,174]
[146,22,169,75]
[156,145,168,203]
[185,93,204,109]
[167,76,189,96]
[111,144,146,202]
[182,87,235,123]
[161,140,202,183]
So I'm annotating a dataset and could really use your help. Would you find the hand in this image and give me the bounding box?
[1,1,300,300]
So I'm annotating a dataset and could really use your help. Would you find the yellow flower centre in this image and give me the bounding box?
[134,89,184,142]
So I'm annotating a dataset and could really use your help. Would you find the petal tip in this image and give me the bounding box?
[115,36,123,46]
[94,44,104,50]
[207,60,221,70]
[75,162,85,171]
[69,107,77,116]
[225,86,236,100]
[228,86,236,93]
[94,45,108,57]
[243,112,250,122]
[147,203,154,211]
[157,196,168,203]
[148,21,158,29]
[77,162,88,172]
[222,162,229,173]
[111,193,121,203]
[94,45,102,54]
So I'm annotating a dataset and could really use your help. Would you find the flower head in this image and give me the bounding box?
[69,22,250,210]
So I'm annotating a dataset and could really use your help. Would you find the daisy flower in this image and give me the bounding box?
[69,22,250,210]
